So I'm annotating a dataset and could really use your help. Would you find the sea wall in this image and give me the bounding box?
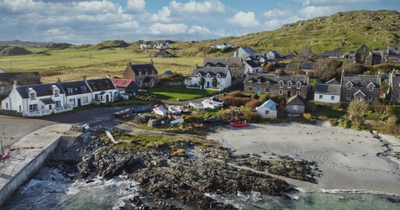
[0,134,63,206]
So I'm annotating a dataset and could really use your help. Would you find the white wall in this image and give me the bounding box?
[256,106,277,118]
[314,94,340,103]
[66,93,93,107]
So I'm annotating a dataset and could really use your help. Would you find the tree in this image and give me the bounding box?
[15,73,41,85]
[212,78,217,88]
[199,77,205,88]
[314,58,340,80]
[347,101,369,123]
[386,116,399,135]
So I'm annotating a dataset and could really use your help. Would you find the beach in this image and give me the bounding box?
[208,121,400,195]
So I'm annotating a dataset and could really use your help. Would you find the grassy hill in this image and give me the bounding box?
[0,46,32,56]
[0,10,399,83]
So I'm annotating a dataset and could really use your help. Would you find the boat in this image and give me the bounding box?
[189,102,207,110]
[201,97,224,109]
[168,105,184,114]
[204,116,223,123]
[131,104,152,113]
[171,118,184,125]
[113,108,131,117]
[153,106,168,116]
[230,120,249,127]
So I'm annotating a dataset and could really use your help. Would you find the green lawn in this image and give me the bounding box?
[148,86,219,101]
[313,106,346,118]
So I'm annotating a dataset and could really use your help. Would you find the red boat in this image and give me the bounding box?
[230,121,249,127]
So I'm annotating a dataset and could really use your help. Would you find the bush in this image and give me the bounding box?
[385,116,399,135]
[259,94,269,103]
[243,111,262,123]
[386,105,400,116]
[306,102,317,113]
[227,91,247,97]
[338,118,351,128]
[245,100,262,110]
[253,94,259,100]
[222,96,252,106]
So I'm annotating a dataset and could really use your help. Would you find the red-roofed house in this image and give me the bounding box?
[111,78,139,96]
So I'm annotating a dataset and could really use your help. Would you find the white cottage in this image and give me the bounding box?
[85,77,119,103]
[61,80,92,108]
[244,60,261,74]
[140,43,151,49]
[256,100,278,118]
[212,43,234,50]
[186,64,232,90]
[1,82,72,117]
[314,83,341,103]
[154,42,172,49]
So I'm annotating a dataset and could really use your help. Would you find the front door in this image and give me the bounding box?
[106,94,110,102]
[256,87,260,95]
[288,91,291,97]
[49,105,52,110]
[207,81,210,88]
[77,99,81,106]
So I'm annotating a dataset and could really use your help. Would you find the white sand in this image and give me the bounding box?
[207,121,400,195]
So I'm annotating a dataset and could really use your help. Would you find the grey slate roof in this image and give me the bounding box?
[202,57,244,69]
[258,100,277,110]
[320,51,344,57]
[162,70,173,76]
[129,63,158,75]
[342,75,380,88]
[287,50,298,56]
[16,83,64,99]
[192,66,229,78]
[326,78,340,85]
[246,60,259,68]
[315,84,341,95]
[87,78,116,92]
[241,47,256,54]
[301,63,315,69]
[287,95,306,106]
[61,81,90,96]
[245,74,308,85]
[40,98,55,105]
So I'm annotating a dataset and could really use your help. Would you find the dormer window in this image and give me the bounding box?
[29,92,36,99]
[347,83,352,90]
[197,73,202,77]
[297,82,301,89]
[369,85,374,91]
[81,86,87,93]
[266,81,270,85]
[53,89,59,96]
[288,82,292,88]
[206,73,210,78]
[67,88,73,94]
[279,81,284,88]
[249,80,253,84]
[217,74,221,78]
[257,79,261,84]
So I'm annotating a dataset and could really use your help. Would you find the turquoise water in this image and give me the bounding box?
[1,172,399,210]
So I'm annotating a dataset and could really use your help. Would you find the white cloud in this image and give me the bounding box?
[263,9,293,18]
[297,5,342,19]
[188,25,212,34]
[150,6,172,22]
[149,23,189,35]
[126,0,146,13]
[228,11,261,28]
[302,0,378,5]
[169,0,226,14]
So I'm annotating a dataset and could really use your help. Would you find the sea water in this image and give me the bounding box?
[1,172,399,210]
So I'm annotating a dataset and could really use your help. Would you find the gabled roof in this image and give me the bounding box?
[320,51,344,57]
[245,74,308,85]
[299,48,314,57]
[111,78,138,89]
[154,49,173,56]
[287,95,306,106]
[128,63,158,75]
[245,60,259,68]
[192,66,229,78]
[241,47,256,54]
[326,78,340,85]
[16,83,64,99]
[353,90,366,97]
[287,50,298,56]
[315,84,341,95]
[268,50,279,56]
[87,78,116,92]
[61,80,91,96]
[162,70,173,76]
[257,100,277,111]
[301,63,315,69]
[341,74,380,88]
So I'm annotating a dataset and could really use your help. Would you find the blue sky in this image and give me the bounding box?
[0,0,398,44]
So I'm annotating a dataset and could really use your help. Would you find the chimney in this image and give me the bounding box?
[195,63,198,69]
[56,77,61,85]
[127,60,131,67]
[107,74,111,79]
[13,80,18,89]
[83,75,87,83]
[150,59,153,64]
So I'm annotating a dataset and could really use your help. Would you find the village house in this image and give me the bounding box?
[244,73,309,98]
[244,60,260,74]
[140,42,152,49]
[286,50,298,60]
[232,47,257,61]
[348,44,383,65]
[314,78,341,103]
[203,57,244,79]
[300,63,317,78]
[60,79,92,108]
[0,68,4,73]
[123,60,158,88]
[387,69,400,105]
[340,72,381,104]
[111,78,139,96]
[256,100,278,118]
[154,42,172,49]
[320,51,345,59]
[298,48,314,62]
[266,50,280,61]
[211,43,234,50]
[86,77,119,103]
[186,64,232,90]
[1,82,72,117]
[286,95,306,115]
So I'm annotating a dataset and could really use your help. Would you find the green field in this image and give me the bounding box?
[0,47,203,83]
[148,86,218,101]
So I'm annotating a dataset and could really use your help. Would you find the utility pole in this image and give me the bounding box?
[89,53,92,66]
[10,60,12,71]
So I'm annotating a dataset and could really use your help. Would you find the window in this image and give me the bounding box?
[217,82,220,85]
[266,81,270,85]
[248,87,253,92]
[83,97,89,104]
[297,91,300,96]
[369,85,374,91]
[54,89,59,96]
[346,94,351,100]
[358,96,363,102]
[69,99,75,106]
[151,81,154,87]
[331,96,335,100]
[368,96,373,102]
[29,92,36,99]
[265,110,270,115]
[67,88,73,94]
[55,101,61,108]
[265,88,269,93]
[5,103,8,109]
[279,82,284,88]
[139,81,142,86]
[288,82,292,88]
[257,79,261,84]
[279,90,283,95]
[81,86,87,93]
[347,84,352,90]
[319,95,323,99]
[29,104,38,112]
[293,105,298,110]
[297,83,301,89]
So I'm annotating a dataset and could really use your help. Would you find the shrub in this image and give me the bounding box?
[227,91,246,97]
[386,105,400,116]
[222,96,252,106]
[253,94,259,100]
[338,118,351,128]
[306,102,317,113]
[385,116,399,135]
[245,99,262,109]
[259,94,269,103]
[243,111,262,123]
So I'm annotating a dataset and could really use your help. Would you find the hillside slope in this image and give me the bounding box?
[0,46,32,56]
[166,10,400,56]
